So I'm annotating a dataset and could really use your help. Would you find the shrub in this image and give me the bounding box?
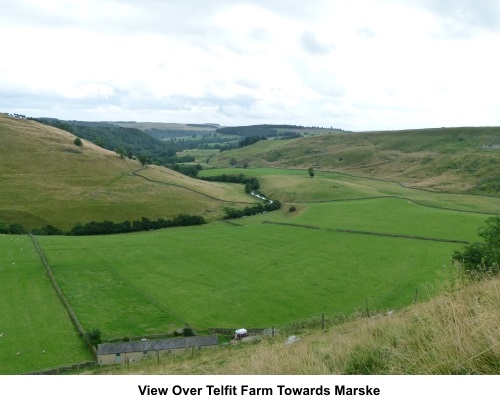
[183,326,195,337]
[86,328,102,347]
[452,216,500,276]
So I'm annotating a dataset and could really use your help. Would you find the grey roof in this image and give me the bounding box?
[97,335,218,355]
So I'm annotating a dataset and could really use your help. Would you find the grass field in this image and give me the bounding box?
[99,275,500,375]
[276,198,488,242]
[21,167,486,345]
[37,214,461,340]
[0,235,92,374]
[200,167,500,214]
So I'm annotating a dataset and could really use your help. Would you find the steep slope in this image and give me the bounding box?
[0,115,254,231]
[212,127,500,194]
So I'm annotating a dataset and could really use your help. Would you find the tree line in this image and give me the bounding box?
[201,173,282,218]
[1,215,206,237]
[68,214,205,236]
[0,221,25,234]
[215,124,306,137]
[222,200,282,220]
[201,173,260,193]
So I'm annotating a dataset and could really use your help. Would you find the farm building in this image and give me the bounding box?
[97,335,218,365]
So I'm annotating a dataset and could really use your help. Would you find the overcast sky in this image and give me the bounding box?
[2,0,500,130]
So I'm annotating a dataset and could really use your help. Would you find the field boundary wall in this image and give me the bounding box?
[26,361,97,375]
[296,194,500,216]
[261,221,471,244]
[29,234,97,358]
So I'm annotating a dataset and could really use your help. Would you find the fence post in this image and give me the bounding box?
[414,289,418,304]
[365,298,369,317]
[322,313,325,330]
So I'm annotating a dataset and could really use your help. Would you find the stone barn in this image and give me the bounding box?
[97,335,218,365]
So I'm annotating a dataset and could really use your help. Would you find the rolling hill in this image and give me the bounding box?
[211,127,500,194]
[0,114,254,231]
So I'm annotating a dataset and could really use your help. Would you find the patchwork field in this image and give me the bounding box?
[37,219,456,340]
[200,168,500,213]
[1,120,498,375]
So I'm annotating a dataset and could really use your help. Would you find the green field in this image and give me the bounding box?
[0,235,92,374]
[275,199,488,241]
[36,206,469,340]
[21,168,495,345]
[201,167,500,213]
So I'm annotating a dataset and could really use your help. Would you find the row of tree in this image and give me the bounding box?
[4,215,206,237]
[238,135,268,148]
[201,173,260,193]
[68,215,205,236]
[0,222,25,234]
[201,173,282,219]
[215,124,307,138]
[222,200,282,220]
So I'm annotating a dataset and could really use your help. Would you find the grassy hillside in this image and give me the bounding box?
[210,127,500,194]
[0,115,254,231]
[200,168,500,214]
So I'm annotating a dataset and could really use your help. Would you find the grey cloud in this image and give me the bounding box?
[122,93,259,114]
[416,0,500,38]
[357,27,376,39]
[1,0,330,37]
[300,30,335,56]
[235,78,260,90]
[249,28,271,41]
[0,89,260,120]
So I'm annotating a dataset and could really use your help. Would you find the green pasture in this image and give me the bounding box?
[200,167,500,214]
[282,198,489,242]
[37,215,458,339]
[0,235,91,374]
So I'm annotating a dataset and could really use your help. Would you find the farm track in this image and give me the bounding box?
[261,221,471,244]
